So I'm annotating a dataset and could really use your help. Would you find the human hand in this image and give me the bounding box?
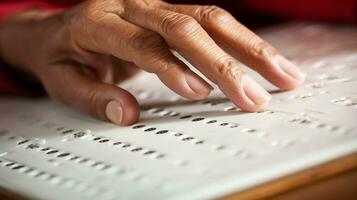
[0,0,305,125]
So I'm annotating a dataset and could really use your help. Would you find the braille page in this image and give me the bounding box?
[0,23,357,200]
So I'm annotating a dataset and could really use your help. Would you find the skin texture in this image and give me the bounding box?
[0,0,306,125]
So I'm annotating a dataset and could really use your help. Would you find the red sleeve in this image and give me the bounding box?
[0,1,59,95]
[246,0,357,23]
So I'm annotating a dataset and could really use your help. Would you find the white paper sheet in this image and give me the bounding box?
[0,23,356,200]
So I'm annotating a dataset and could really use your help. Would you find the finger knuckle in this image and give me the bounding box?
[248,39,273,58]
[129,31,164,51]
[214,56,243,81]
[161,13,201,38]
[197,5,231,25]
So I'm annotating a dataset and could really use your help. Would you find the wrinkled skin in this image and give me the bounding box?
[0,0,305,125]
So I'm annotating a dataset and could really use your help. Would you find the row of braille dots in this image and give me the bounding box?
[0,158,104,197]
[131,124,205,145]
[288,116,349,135]
[180,114,241,128]
[146,107,180,117]
[331,97,357,108]
[56,127,165,159]
[289,90,328,100]
[16,139,120,173]
[180,115,271,138]
[147,107,240,129]
[201,100,239,111]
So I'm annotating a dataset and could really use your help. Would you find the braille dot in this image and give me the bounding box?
[144,127,156,132]
[131,148,143,152]
[220,123,229,126]
[132,124,146,129]
[156,130,168,134]
[5,162,15,167]
[180,115,192,119]
[122,144,131,148]
[144,150,155,155]
[12,165,24,170]
[62,129,74,134]
[113,141,122,145]
[57,153,70,158]
[74,132,86,138]
[155,154,165,159]
[93,137,101,141]
[27,144,39,149]
[99,139,109,143]
[47,150,59,154]
[152,108,164,113]
[182,137,194,141]
[207,120,217,124]
[70,156,79,161]
[174,133,183,137]
[17,139,29,145]
[41,147,50,151]
[195,140,205,144]
[78,158,88,163]
[192,117,204,122]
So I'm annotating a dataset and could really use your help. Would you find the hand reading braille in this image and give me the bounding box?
[0,0,305,125]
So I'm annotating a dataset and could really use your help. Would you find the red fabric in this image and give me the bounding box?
[0,0,356,95]
[247,0,357,22]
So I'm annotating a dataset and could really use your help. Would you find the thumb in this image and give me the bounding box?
[41,64,140,125]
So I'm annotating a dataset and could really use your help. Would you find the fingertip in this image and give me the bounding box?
[113,88,140,126]
[184,69,213,100]
[274,55,306,90]
[243,75,272,107]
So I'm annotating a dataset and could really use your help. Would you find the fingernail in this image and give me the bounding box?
[243,75,272,105]
[105,100,123,124]
[276,55,306,81]
[185,69,213,95]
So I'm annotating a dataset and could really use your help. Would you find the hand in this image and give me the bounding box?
[0,0,306,125]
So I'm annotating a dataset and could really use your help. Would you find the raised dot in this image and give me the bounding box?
[99,139,110,143]
[57,153,70,158]
[12,165,25,170]
[180,115,192,119]
[131,148,143,152]
[113,141,122,145]
[47,150,59,154]
[156,130,168,134]
[132,124,146,129]
[17,139,29,145]
[144,127,156,132]
[192,117,204,122]
[122,143,131,148]
[62,129,74,134]
[194,140,205,144]
[144,150,155,155]
[182,137,194,141]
